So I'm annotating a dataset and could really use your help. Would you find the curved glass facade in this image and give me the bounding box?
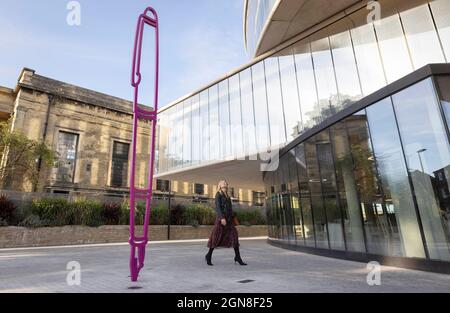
[265,75,450,262]
[157,0,450,175]
[245,0,278,57]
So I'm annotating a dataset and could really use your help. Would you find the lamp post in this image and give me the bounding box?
[417,148,427,173]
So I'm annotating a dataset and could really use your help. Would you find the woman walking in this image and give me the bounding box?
[205,180,247,266]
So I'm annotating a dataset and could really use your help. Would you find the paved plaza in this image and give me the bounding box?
[0,239,449,293]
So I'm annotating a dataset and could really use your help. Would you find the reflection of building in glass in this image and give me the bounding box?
[433,166,450,220]
[154,0,450,270]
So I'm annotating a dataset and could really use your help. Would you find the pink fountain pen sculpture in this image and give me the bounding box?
[129,7,159,282]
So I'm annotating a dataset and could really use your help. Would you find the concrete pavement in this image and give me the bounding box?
[0,239,449,293]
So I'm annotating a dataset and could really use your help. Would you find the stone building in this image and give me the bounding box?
[0,68,152,197]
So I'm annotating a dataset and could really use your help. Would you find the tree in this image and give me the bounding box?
[0,120,55,191]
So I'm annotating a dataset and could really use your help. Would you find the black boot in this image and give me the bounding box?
[205,248,214,266]
[234,247,247,266]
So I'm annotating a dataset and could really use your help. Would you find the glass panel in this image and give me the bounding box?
[305,135,329,249]
[55,131,79,183]
[174,103,184,169]
[219,80,231,160]
[191,94,201,165]
[182,98,192,167]
[279,155,295,243]
[400,3,445,68]
[209,85,220,162]
[252,62,271,152]
[166,107,174,170]
[316,131,345,251]
[430,0,450,61]
[349,11,387,95]
[265,57,287,147]
[295,144,315,246]
[435,75,450,254]
[329,30,363,109]
[279,52,302,140]
[239,68,257,156]
[311,38,339,120]
[293,43,320,131]
[330,122,366,252]
[200,90,209,162]
[157,112,169,173]
[393,78,450,261]
[229,74,244,158]
[367,98,426,258]
[373,3,412,83]
[287,149,304,245]
[345,111,394,256]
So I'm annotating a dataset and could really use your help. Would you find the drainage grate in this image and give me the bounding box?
[237,279,255,284]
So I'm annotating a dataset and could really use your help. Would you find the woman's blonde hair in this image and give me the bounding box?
[217,179,229,194]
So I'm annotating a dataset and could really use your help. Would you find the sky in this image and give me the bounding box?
[0,0,249,108]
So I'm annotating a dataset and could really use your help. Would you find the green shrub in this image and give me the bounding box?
[0,218,8,226]
[0,194,17,225]
[31,198,70,226]
[183,204,216,225]
[234,209,266,225]
[72,200,104,227]
[150,204,169,225]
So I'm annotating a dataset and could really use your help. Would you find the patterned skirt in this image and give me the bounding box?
[207,218,240,249]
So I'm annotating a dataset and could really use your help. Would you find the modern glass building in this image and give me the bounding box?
[156,0,450,271]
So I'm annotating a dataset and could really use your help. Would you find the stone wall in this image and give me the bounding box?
[0,225,268,248]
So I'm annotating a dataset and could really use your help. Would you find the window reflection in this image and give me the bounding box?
[330,123,366,252]
[315,131,345,250]
[209,85,220,162]
[200,90,209,162]
[240,68,257,156]
[229,74,244,158]
[293,43,320,131]
[400,2,445,68]
[182,98,192,167]
[344,112,393,256]
[430,0,450,61]
[329,30,363,108]
[191,94,201,165]
[393,78,450,261]
[278,52,302,140]
[295,144,315,246]
[305,134,330,249]
[265,57,287,147]
[373,2,412,83]
[286,149,304,245]
[219,80,231,160]
[349,14,387,95]
[311,38,339,119]
[367,98,425,258]
[252,62,271,152]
